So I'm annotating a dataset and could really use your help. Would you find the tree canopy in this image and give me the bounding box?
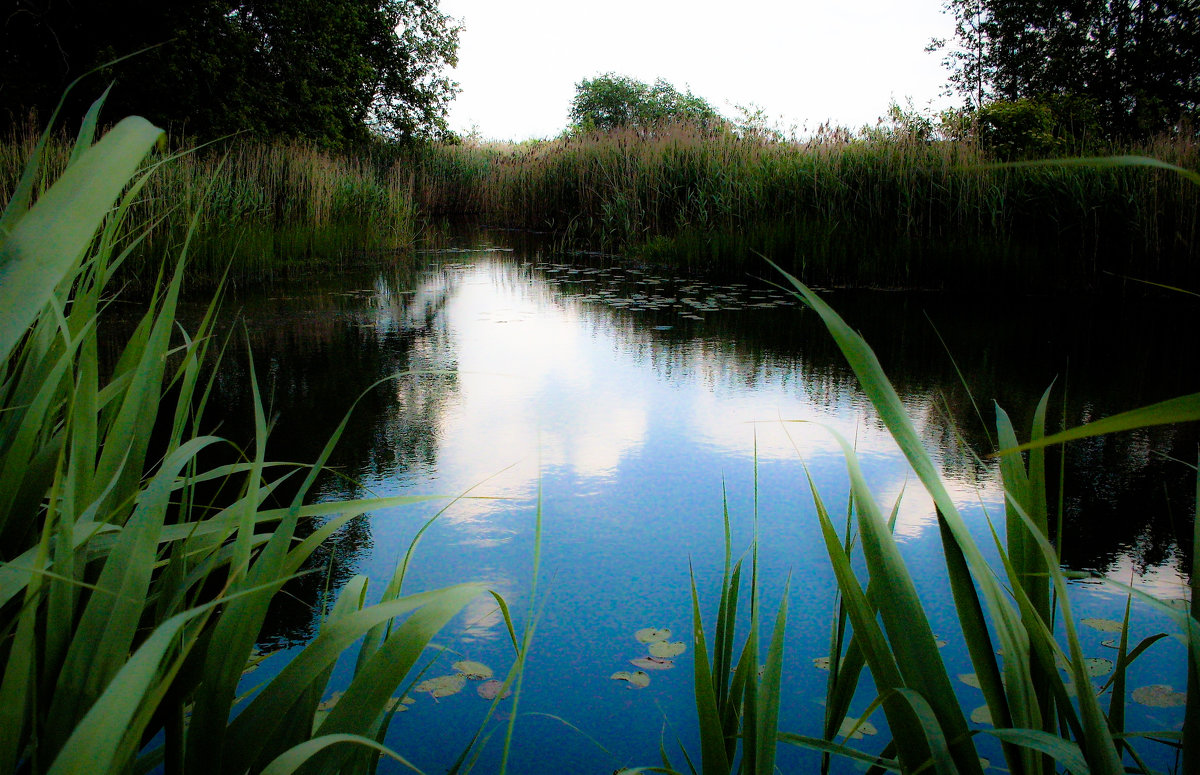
[1,0,461,145]
[930,0,1200,138]
[568,74,722,132]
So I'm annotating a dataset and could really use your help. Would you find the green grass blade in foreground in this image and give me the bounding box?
[982,729,1089,775]
[1004,495,1124,773]
[0,116,164,362]
[260,733,425,775]
[689,561,731,775]
[778,732,900,772]
[754,575,789,775]
[220,583,487,773]
[995,392,1200,456]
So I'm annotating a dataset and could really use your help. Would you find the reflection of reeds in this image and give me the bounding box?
[412,124,1200,289]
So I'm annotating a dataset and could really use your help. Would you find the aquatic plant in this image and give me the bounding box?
[411,123,1200,291]
[0,93,508,773]
[0,118,419,285]
[774,260,1199,774]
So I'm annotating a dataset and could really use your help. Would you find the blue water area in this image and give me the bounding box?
[223,243,1195,774]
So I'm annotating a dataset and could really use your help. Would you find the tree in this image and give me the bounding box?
[931,0,1200,138]
[927,0,993,109]
[568,73,722,132]
[0,0,461,145]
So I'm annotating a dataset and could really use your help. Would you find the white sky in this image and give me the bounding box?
[438,0,960,141]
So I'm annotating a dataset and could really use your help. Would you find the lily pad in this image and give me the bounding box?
[958,673,981,689]
[648,641,687,659]
[971,705,993,725]
[1081,617,1124,633]
[838,717,878,740]
[384,696,415,712]
[415,673,467,699]
[1132,684,1187,707]
[635,628,671,644]
[477,680,512,700]
[631,656,675,670]
[453,660,493,680]
[611,670,650,689]
[813,657,831,671]
[1083,658,1113,677]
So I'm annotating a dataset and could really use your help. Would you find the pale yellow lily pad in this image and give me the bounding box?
[971,705,993,725]
[477,679,511,700]
[958,673,981,689]
[813,657,831,671]
[611,670,650,688]
[453,660,493,680]
[1083,658,1112,677]
[415,673,467,699]
[631,656,674,670]
[648,641,686,659]
[635,628,672,644]
[1131,684,1187,707]
[1081,618,1124,633]
[838,716,878,740]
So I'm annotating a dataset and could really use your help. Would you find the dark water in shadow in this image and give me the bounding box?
[178,231,1197,773]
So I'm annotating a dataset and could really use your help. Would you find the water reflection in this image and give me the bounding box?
[188,237,1195,770]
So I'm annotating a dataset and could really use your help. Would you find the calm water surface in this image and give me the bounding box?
[197,234,1198,773]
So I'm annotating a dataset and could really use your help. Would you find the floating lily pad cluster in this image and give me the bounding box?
[611,627,687,690]
[311,691,416,732]
[960,606,1192,726]
[533,262,797,322]
[412,659,511,703]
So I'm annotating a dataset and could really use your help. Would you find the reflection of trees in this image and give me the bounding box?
[182,264,466,643]
[502,256,1198,579]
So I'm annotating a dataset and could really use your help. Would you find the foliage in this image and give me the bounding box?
[976,98,1058,159]
[568,73,723,133]
[927,0,992,109]
[409,124,1200,290]
[932,0,1200,139]
[0,95,509,773]
[771,260,1200,774]
[0,120,419,284]
[0,0,462,146]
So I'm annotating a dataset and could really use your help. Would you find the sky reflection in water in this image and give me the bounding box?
[236,249,1193,774]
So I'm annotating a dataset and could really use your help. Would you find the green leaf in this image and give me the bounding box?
[0,116,164,363]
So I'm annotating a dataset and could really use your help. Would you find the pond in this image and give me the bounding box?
[197,231,1197,773]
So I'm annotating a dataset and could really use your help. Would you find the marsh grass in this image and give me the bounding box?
[770,261,1200,774]
[0,95,517,773]
[0,120,419,286]
[413,124,1200,290]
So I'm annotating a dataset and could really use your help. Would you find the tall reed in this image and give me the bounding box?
[0,94,508,773]
[771,262,1199,774]
[413,124,1200,290]
[0,120,420,285]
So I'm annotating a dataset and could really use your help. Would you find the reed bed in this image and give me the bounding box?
[413,124,1200,290]
[0,122,419,285]
[0,98,521,773]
